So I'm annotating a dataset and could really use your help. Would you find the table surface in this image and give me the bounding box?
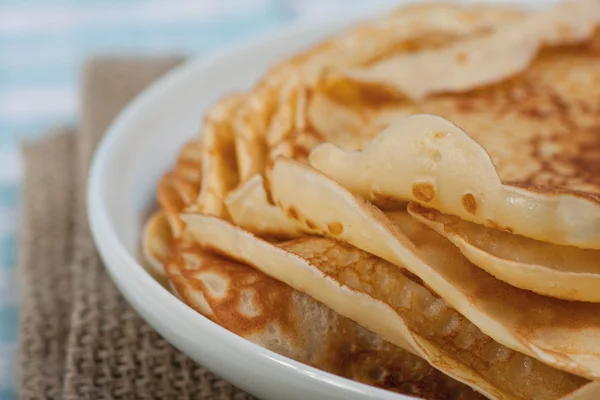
[0,1,402,399]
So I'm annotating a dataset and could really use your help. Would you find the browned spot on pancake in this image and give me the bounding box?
[291,144,310,163]
[287,206,300,220]
[327,222,344,236]
[305,219,317,230]
[461,193,477,215]
[433,132,447,139]
[412,182,436,202]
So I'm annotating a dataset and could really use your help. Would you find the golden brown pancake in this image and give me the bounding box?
[225,175,302,239]
[142,211,174,278]
[151,158,484,398]
[328,0,600,101]
[219,3,525,234]
[267,158,600,379]
[182,213,588,400]
[163,242,485,400]
[194,94,245,218]
[224,3,600,240]
[156,138,202,238]
[177,1,519,237]
[144,2,600,399]
[261,4,526,165]
[309,17,600,246]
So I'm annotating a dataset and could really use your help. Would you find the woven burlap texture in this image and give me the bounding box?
[17,57,255,400]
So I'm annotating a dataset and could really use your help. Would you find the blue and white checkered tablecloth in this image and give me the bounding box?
[0,1,399,399]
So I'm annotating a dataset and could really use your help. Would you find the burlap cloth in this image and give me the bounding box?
[17,57,256,400]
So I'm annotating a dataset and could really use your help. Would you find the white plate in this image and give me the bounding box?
[87,2,550,398]
[86,7,420,400]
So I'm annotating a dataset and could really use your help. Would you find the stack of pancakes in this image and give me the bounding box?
[142,1,600,399]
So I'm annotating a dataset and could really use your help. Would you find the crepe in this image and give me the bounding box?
[408,204,600,302]
[141,211,174,278]
[150,170,484,398]
[225,175,302,239]
[163,242,485,399]
[310,114,600,249]
[173,139,202,202]
[268,158,600,379]
[157,171,188,238]
[222,3,524,234]
[231,2,600,238]
[309,6,600,245]
[148,149,486,398]
[262,4,525,163]
[194,94,245,218]
[328,0,600,100]
[182,213,589,400]
[144,2,600,398]
[155,136,204,239]
[151,165,483,399]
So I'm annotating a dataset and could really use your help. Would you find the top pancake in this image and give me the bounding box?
[310,1,600,199]
[308,3,600,248]
[188,2,526,221]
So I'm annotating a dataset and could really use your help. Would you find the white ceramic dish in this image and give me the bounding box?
[87,2,550,399]
[86,7,419,400]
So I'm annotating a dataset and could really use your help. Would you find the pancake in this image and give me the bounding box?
[232,84,271,183]
[221,3,524,234]
[194,94,245,218]
[309,36,600,244]
[408,204,600,302]
[182,213,588,400]
[268,158,600,379]
[329,0,600,100]
[285,0,598,163]
[262,4,525,164]
[310,114,600,249]
[157,171,188,238]
[143,2,600,398]
[152,166,483,397]
[164,242,485,400]
[228,3,600,238]
[141,211,174,278]
[225,175,302,239]
[156,137,204,238]
[149,149,485,398]
[172,139,202,203]
[308,4,600,238]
